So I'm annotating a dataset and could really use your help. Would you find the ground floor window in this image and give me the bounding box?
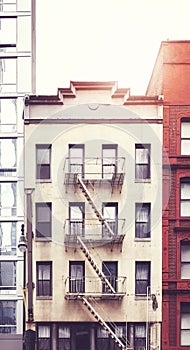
[97,327,109,350]
[58,325,71,350]
[36,322,127,350]
[181,302,190,346]
[37,324,52,350]
[0,300,16,333]
[127,322,147,350]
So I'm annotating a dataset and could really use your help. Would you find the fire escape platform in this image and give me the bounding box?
[64,173,125,193]
[64,234,125,248]
[65,292,126,300]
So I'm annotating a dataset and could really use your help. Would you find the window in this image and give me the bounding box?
[0,222,16,255]
[0,58,17,92]
[102,261,118,293]
[97,324,126,350]
[0,182,16,216]
[36,262,52,297]
[0,99,17,133]
[0,138,16,176]
[1,18,16,45]
[36,145,51,180]
[37,325,51,350]
[36,203,52,239]
[181,241,190,279]
[69,144,84,176]
[102,202,118,237]
[102,144,117,179]
[0,261,16,289]
[58,326,71,350]
[69,202,84,237]
[180,178,190,216]
[0,300,16,334]
[181,120,190,155]
[135,262,150,295]
[134,323,146,349]
[181,303,190,346]
[69,261,85,293]
[135,203,150,238]
[97,327,109,350]
[114,324,126,350]
[135,144,150,180]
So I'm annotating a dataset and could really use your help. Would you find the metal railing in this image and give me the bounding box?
[64,218,126,243]
[65,276,127,296]
[63,156,125,180]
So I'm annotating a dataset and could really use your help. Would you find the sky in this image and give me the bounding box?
[36,0,190,95]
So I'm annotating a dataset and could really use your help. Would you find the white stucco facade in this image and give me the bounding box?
[24,81,163,350]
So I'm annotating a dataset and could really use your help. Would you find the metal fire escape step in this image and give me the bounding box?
[76,175,115,237]
[80,296,127,350]
[77,236,116,294]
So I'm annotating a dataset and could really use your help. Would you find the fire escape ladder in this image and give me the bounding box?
[77,236,116,294]
[76,175,115,237]
[80,296,127,350]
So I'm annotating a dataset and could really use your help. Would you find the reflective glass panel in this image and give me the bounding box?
[0,222,16,255]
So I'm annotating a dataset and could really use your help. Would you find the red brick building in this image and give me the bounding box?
[147,41,190,350]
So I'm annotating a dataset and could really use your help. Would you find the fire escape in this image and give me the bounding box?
[64,155,131,350]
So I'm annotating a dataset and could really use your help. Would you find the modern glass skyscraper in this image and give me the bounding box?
[0,1,35,349]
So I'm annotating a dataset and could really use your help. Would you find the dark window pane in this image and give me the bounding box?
[135,145,150,180]
[36,145,51,180]
[37,262,52,297]
[36,203,52,238]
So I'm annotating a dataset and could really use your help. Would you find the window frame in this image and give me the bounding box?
[36,262,52,297]
[181,119,190,155]
[36,202,52,240]
[36,144,51,180]
[180,178,190,217]
[57,325,71,350]
[102,261,118,293]
[135,144,151,181]
[69,144,85,176]
[180,302,190,346]
[0,300,16,334]
[69,261,85,293]
[181,241,190,279]
[135,261,150,296]
[0,221,16,255]
[102,202,118,237]
[0,261,16,290]
[37,324,52,350]
[135,203,151,239]
[102,144,118,179]
[134,323,146,349]
[69,202,85,237]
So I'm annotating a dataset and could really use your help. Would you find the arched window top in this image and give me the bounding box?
[180,177,190,183]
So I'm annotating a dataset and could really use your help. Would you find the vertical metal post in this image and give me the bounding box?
[146,286,150,350]
[26,192,33,323]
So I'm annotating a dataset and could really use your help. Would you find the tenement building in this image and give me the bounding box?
[147,40,190,350]
[23,81,163,350]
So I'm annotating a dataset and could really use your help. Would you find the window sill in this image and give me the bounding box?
[36,179,52,183]
[135,179,151,183]
[36,296,52,300]
[135,295,149,300]
[134,238,151,242]
[35,237,52,242]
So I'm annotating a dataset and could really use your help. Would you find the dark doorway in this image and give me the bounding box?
[75,325,90,350]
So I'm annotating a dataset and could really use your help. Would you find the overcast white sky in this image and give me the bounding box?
[36,0,190,95]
